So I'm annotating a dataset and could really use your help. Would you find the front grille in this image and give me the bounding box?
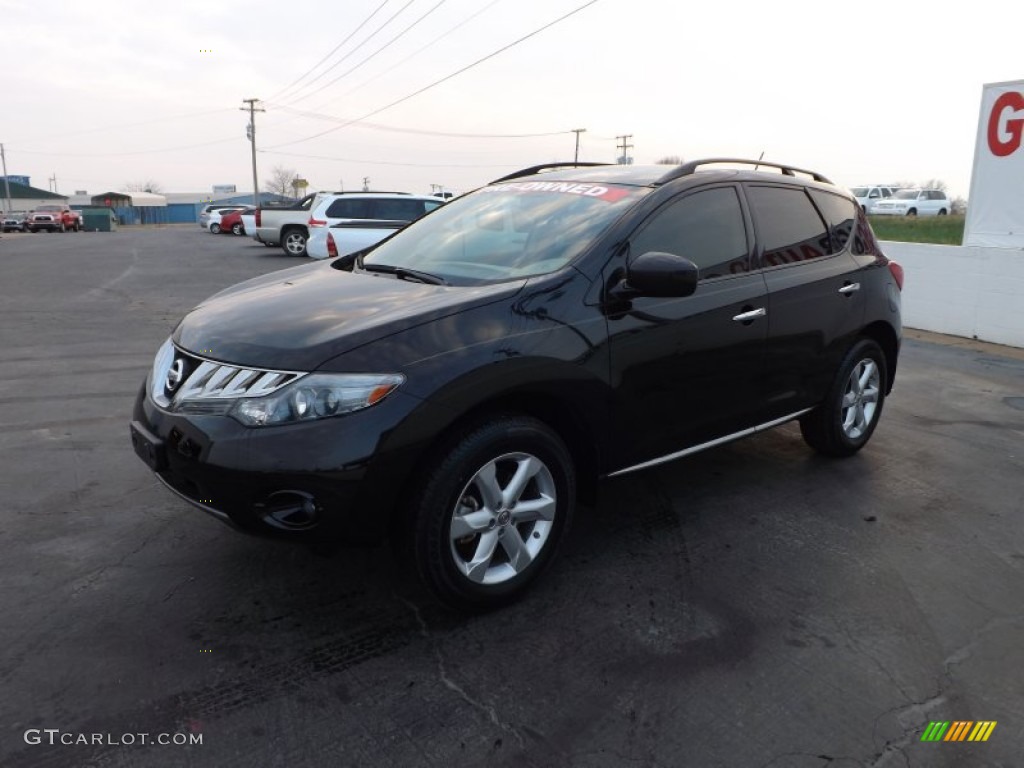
[150,339,305,410]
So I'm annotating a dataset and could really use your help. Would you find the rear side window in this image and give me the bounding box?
[376,199,431,221]
[809,190,857,253]
[747,186,830,268]
[326,198,376,219]
[629,186,749,280]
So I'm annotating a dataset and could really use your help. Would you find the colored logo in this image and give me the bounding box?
[921,721,997,742]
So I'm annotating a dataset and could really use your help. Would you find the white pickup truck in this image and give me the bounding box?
[254,193,321,256]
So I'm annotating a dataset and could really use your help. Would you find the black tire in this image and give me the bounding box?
[906,208,917,216]
[231,223,243,235]
[210,223,221,234]
[800,338,887,457]
[938,209,947,216]
[404,415,575,611]
[282,228,308,256]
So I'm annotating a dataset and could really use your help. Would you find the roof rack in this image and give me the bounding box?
[315,190,413,196]
[491,162,611,184]
[656,158,832,185]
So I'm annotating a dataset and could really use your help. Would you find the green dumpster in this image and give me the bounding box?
[81,207,119,232]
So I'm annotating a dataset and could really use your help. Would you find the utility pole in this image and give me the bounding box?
[240,98,265,207]
[362,177,370,192]
[571,128,586,165]
[615,134,633,165]
[49,173,58,193]
[0,144,11,214]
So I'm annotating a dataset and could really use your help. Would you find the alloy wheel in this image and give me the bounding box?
[448,452,557,585]
[841,358,880,439]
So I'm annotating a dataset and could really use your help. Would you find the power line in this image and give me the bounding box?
[5,108,236,145]
[264,0,601,150]
[267,105,570,138]
[279,0,418,106]
[266,0,392,104]
[258,148,519,169]
[317,0,504,107]
[7,136,239,158]
[280,0,447,107]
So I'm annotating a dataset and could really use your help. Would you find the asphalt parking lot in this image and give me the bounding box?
[1,225,1023,768]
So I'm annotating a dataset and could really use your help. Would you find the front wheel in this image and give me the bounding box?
[282,229,307,256]
[210,223,221,234]
[800,338,887,457]
[405,416,575,611]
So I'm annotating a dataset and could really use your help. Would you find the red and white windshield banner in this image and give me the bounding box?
[487,181,632,203]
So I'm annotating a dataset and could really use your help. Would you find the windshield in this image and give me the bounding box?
[894,189,920,199]
[359,180,646,285]
[851,187,868,197]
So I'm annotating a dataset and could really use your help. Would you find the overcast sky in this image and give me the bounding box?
[2,0,1019,200]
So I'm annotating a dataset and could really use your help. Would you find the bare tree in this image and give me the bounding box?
[264,166,297,198]
[951,196,968,214]
[921,178,947,191]
[124,180,163,193]
[655,155,684,165]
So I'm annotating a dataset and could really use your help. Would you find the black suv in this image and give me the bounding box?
[130,159,903,610]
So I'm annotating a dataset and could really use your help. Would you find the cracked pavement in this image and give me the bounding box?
[1,229,1022,767]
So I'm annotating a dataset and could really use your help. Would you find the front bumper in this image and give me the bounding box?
[130,382,425,545]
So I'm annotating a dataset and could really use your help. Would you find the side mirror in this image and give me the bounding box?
[616,251,699,298]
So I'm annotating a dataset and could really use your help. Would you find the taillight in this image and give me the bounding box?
[308,218,327,228]
[326,232,338,258]
[888,261,904,291]
[255,208,261,226]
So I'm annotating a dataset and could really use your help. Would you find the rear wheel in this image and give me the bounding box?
[282,229,308,256]
[938,208,947,216]
[231,223,244,235]
[800,338,887,457]
[404,416,575,611]
[906,208,917,216]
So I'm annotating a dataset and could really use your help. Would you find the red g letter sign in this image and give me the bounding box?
[987,91,1024,157]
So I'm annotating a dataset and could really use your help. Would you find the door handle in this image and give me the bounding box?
[838,282,861,295]
[732,307,767,322]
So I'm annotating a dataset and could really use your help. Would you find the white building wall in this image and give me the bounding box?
[881,241,1024,348]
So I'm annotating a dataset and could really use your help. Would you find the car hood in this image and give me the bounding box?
[173,261,524,370]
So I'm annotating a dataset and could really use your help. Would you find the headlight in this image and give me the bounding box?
[229,373,404,427]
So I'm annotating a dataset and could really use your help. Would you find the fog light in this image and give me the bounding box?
[258,490,320,531]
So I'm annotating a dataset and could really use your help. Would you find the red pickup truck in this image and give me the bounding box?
[26,205,83,233]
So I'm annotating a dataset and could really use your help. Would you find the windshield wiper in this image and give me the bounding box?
[360,262,449,286]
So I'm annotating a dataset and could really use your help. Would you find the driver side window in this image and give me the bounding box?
[629,187,750,280]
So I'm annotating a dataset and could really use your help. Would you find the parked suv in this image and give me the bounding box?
[871,188,950,216]
[130,158,903,610]
[2,212,27,232]
[850,185,898,213]
[306,192,444,259]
